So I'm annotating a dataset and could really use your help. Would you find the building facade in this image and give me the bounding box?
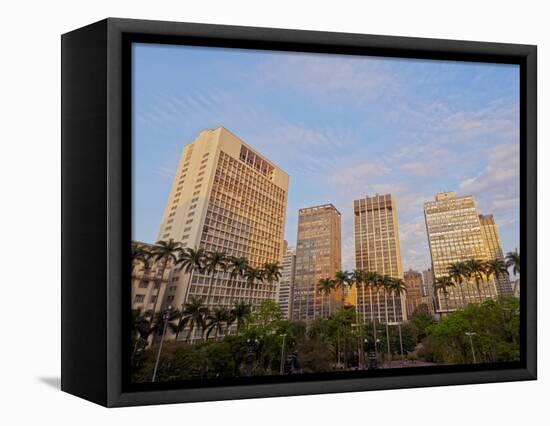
[278,245,296,320]
[353,194,407,323]
[155,127,289,327]
[424,192,498,313]
[292,204,342,322]
[479,214,514,296]
[403,269,424,317]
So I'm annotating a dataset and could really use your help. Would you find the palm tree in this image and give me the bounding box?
[244,266,264,290]
[506,250,520,276]
[485,258,509,284]
[434,275,455,313]
[176,247,206,304]
[379,275,394,360]
[131,308,153,361]
[389,277,407,321]
[131,243,150,274]
[388,278,407,363]
[226,256,249,303]
[205,307,231,339]
[151,308,180,337]
[447,261,467,305]
[363,271,380,351]
[350,269,364,306]
[334,270,351,309]
[133,246,154,303]
[465,259,486,302]
[263,262,282,295]
[180,296,209,342]
[317,277,335,317]
[149,239,182,324]
[204,251,228,306]
[349,269,364,330]
[230,300,252,334]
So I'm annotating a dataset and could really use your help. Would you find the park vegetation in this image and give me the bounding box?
[131,240,521,382]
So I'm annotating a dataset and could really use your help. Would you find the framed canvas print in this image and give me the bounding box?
[61,18,537,407]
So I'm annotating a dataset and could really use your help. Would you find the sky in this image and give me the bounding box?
[132,43,520,273]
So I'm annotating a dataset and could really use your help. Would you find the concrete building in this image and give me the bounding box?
[156,127,289,322]
[278,245,296,320]
[353,194,407,323]
[292,204,342,322]
[424,192,498,313]
[479,214,514,296]
[403,269,424,317]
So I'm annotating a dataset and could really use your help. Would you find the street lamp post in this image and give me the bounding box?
[245,338,260,376]
[279,334,287,375]
[152,305,173,382]
[465,331,477,363]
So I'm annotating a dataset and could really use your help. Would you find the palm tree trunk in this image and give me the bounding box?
[392,293,397,322]
[361,284,365,323]
[206,271,217,307]
[384,293,390,363]
[183,268,195,305]
[186,322,194,343]
[148,260,169,345]
[149,261,167,322]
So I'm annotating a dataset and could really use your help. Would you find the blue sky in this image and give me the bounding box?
[132,43,520,272]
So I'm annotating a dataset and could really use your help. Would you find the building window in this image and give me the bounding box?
[134,294,145,303]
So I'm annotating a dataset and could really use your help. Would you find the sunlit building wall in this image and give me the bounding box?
[278,246,296,320]
[156,127,289,324]
[292,204,342,322]
[353,194,407,323]
[424,192,498,313]
[404,269,423,317]
[479,214,514,296]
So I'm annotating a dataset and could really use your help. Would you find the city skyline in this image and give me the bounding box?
[132,43,520,272]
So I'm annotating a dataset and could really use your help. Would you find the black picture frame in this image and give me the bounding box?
[61,17,537,407]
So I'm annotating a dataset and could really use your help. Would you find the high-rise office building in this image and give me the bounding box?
[292,204,342,321]
[479,214,514,296]
[424,192,498,313]
[278,246,296,320]
[403,269,423,317]
[156,127,289,323]
[353,194,407,323]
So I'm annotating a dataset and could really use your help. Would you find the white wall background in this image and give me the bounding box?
[0,0,546,423]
